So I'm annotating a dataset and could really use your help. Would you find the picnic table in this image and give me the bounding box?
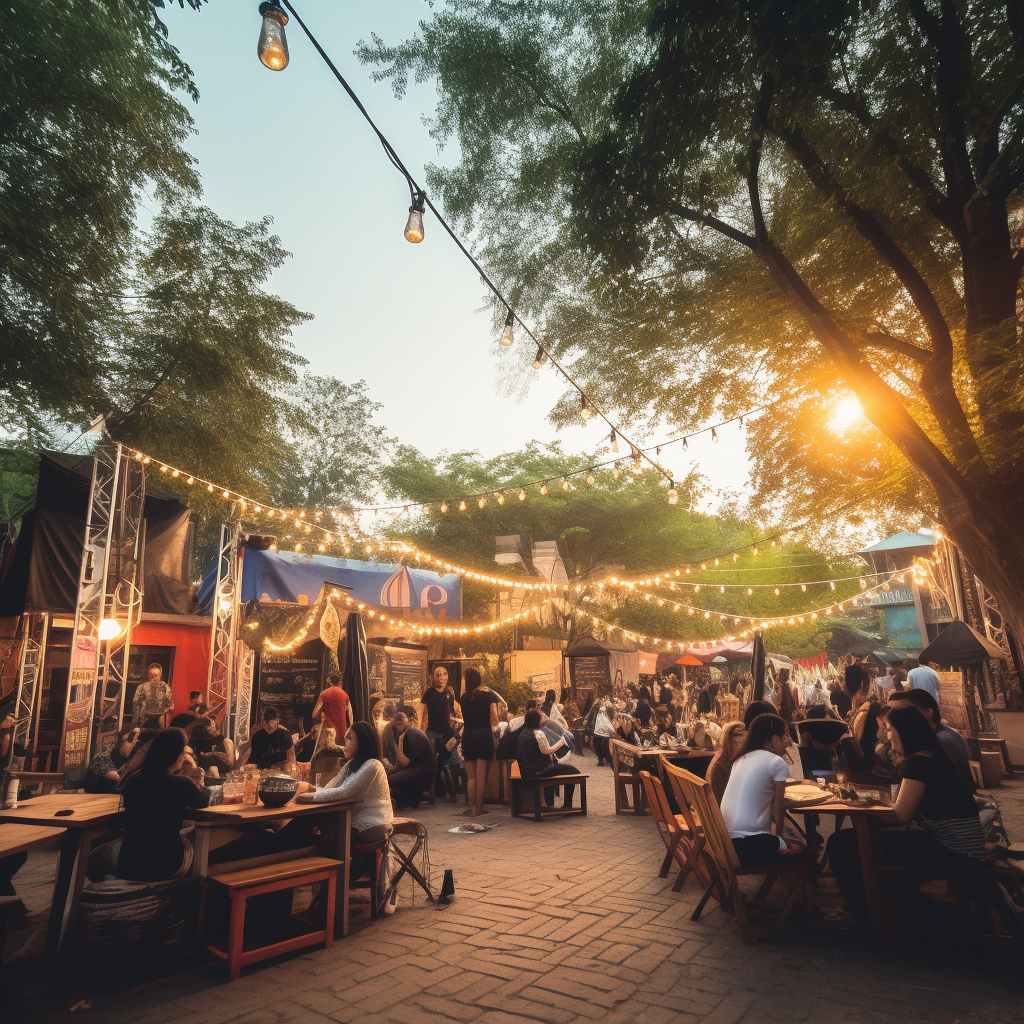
[786,782,898,944]
[191,796,360,938]
[0,792,124,958]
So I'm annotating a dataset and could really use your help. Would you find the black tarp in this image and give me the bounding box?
[0,450,195,616]
[918,620,1006,667]
[563,636,610,658]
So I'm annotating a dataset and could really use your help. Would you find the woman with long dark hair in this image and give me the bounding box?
[118,728,210,881]
[706,721,747,803]
[719,714,798,867]
[827,705,986,923]
[459,667,499,817]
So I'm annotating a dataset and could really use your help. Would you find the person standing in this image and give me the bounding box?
[418,666,459,757]
[313,674,353,742]
[907,659,942,700]
[459,668,499,817]
[132,662,174,729]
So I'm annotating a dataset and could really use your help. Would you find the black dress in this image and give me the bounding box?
[460,689,498,762]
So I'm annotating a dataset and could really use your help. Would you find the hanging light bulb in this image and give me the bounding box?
[711,427,718,443]
[609,429,619,453]
[561,478,570,491]
[587,473,595,485]
[257,2,290,71]
[404,190,426,242]
[774,588,780,596]
[667,488,678,504]
[518,488,526,501]
[682,436,688,450]
[747,587,754,596]
[580,395,593,420]
[532,346,547,369]
[539,483,548,495]
[801,584,807,592]
[459,500,467,511]
[478,497,486,508]
[497,492,505,505]
[612,465,620,479]
[440,502,448,513]
[499,310,515,346]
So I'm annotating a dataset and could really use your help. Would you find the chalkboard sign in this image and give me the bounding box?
[384,646,428,705]
[935,670,969,731]
[570,655,610,694]
[257,644,324,729]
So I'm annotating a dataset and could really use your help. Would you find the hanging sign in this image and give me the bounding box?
[59,636,99,770]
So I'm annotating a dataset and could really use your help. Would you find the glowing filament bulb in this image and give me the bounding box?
[440,503,448,513]
[478,497,486,508]
[539,483,548,495]
[497,493,505,505]
[257,2,290,71]
[667,488,678,504]
[561,479,570,491]
[404,195,425,243]
[532,347,547,369]
[518,489,526,501]
[459,500,467,511]
[499,311,514,347]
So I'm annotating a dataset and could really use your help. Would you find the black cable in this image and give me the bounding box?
[279,0,679,483]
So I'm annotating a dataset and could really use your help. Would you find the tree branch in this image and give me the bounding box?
[746,74,775,244]
[860,331,931,364]
[664,202,757,250]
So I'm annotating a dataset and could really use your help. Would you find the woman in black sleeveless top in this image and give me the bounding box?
[460,668,499,817]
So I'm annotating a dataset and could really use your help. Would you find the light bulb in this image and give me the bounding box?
[581,396,593,419]
[532,347,547,369]
[774,588,780,596]
[500,311,514,346]
[612,466,620,479]
[667,488,678,504]
[539,483,548,495]
[478,497,486,508]
[561,479,570,491]
[748,587,753,596]
[497,493,505,504]
[404,192,425,243]
[518,489,526,501]
[610,429,619,453]
[587,474,595,485]
[459,500,467,511]
[257,2,290,71]
[440,502,448,513]
[98,618,122,641]
[801,584,807,592]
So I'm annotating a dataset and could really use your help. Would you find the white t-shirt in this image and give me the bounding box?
[719,748,790,839]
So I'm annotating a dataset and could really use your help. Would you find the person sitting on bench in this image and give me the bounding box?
[516,710,581,809]
[383,712,434,809]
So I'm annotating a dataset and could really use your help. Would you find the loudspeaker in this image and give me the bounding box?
[437,868,455,905]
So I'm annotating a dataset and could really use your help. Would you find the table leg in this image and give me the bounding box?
[329,807,351,938]
[853,815,892,946]
[193,825,211,943]
[43,830,81,959]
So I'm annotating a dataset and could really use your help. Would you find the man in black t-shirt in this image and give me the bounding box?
[246,708,295,769]
[385,712,435,808]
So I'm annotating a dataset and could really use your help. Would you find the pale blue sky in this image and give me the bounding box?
[163,0,750,504]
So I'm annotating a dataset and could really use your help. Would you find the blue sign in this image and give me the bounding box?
[201,549,461,621]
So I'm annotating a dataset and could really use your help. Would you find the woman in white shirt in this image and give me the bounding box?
[297,720,393,879]
[516,710,581,808]
[719,713,798,867]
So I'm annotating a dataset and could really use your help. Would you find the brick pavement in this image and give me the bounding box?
[7,754,1024,1024]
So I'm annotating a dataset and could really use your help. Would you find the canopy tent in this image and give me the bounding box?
[680,641,793,669]
[862,647,914,670]
[918,620,1006,667]
[675,654,703,667]
[856,529,936,574]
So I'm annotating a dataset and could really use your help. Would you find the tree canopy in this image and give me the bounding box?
[362,0,1024,644]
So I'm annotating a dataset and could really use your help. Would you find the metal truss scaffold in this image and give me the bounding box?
[207,521,243,737]
[7,613,48,771]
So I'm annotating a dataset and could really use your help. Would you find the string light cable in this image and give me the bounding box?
[269,1,682,493]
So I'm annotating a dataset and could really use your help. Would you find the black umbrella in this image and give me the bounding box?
[341,611,371,724]
[750,630,767,702]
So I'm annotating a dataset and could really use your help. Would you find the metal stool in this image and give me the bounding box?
[382,818,435,907]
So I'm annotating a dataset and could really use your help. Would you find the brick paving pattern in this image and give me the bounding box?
[7,754,1024,1023]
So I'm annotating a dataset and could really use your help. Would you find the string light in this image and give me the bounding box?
[404,190,426,243]
[532,347,547,369]
[500,311,515,347]
[519,488,526,500]
[580,395,593,420]
[539,483,548,495]
[257,1,290,71]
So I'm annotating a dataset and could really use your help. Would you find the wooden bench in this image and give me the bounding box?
[511,774,589,820]
[206,856,341,979]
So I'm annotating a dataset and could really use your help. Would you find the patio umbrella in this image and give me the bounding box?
[341,611,371,724]
[750,631,767,702]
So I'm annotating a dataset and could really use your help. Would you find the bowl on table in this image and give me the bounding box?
[257,774,298,808]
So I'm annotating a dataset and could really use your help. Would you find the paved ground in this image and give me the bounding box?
[6,755,1024,1024]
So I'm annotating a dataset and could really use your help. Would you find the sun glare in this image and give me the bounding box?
[830,394,864,432]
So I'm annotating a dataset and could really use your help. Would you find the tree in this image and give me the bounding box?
[272,374,393,510]
[0,0,202,432]
[362,2,1024,649]
[382,442,868,649]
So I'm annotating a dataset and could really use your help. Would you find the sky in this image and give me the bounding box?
[162,1,752,510]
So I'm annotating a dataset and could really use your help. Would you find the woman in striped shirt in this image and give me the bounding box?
[827,705,985,924]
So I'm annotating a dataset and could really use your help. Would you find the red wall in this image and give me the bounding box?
[131,621,211,718]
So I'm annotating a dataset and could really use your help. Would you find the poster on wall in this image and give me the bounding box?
[59,635,100,771]
[384,645,428,705]
[257,646,324,730]
[569,655,610,697]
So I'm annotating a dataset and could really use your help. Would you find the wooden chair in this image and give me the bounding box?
[657,763,727,900]
[639,770,715,894]
[610,739,645,815]
[670,767,811,944]
[351,829,393,919]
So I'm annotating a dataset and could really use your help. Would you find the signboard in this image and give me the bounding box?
[385,646,428,705]
[59,637,98,770]
[528,671,556,699]
[569,654,610,696]
[935,670,969,731]
[257,647,324,728]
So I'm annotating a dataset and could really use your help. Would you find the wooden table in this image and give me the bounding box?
[786,783,898,944]
[0,823,66,859]
[191,796,360,939]
[0,793,124,958]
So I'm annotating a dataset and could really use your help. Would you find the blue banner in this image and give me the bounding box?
[200,548,461,621]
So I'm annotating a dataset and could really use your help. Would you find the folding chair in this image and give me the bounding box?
[381,818,435,909]
[659,761,727,901]
[670,767,811,944]
[639,770,720,895]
